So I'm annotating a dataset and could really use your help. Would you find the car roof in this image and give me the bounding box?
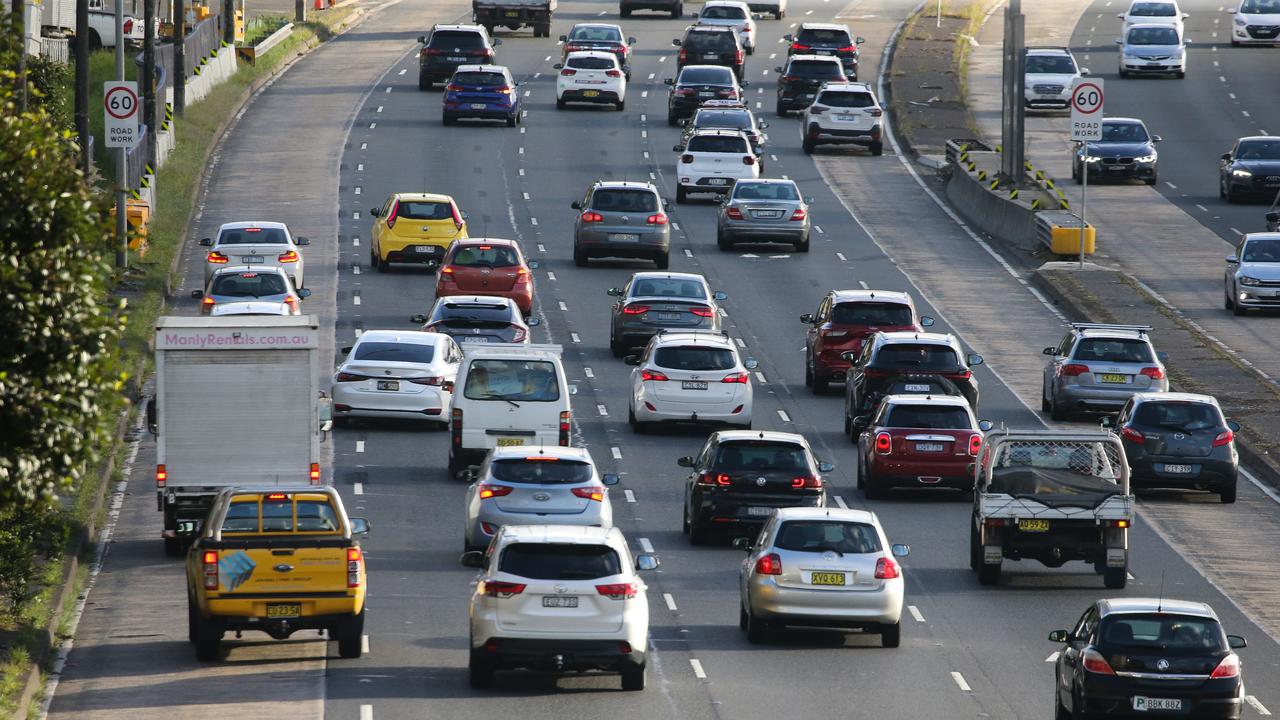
[570,22,622,31]
[686,24,737,33]
[651,331,735,348]
[714,429,810,446]
[454,64,508,74]
[734,178,796,186]
[698,100,748,109]
[818,81,875,93]
[830,289,912,304]
[789,53,843,62]
[390,192,455,203]
[798,22,850,31]
[594,180,660,191]
[877,330,956,346]
[1244,231,1280,242]
[566,49,620,60]
[498,524,621,546]
[1238,136,1277,144]
[632,271,707,283]
[679,64,736,75]
[1074,327,1149,341]
[773,506,879,525]
[703,0,750,6]
[218,220,288,231]
[489,445,594,462]
[1026,46,1073,55]
[1098,597,1218,620]
[1101,117,1145,126]
[1129,391,1219,406]
[356,330,443,346]
[440,295,516,307]
[882,393,972,408]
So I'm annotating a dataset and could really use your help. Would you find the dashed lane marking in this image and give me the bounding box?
[672,222,681,231]
[858,280,869,289]
[597,403,608,416]
[1196,204,1209,212]
[1246,695,1271,716]
[356,441,365,453]
[353,265,360,275]
[548,271,557,280]
[836,252,847,261]
[397,68,406,75]
[690,659,707,679]
[641,90,648,98]
[353,238,360,246]
[570,331,580,342]
[684,248,694,258]
[376,105,383,113]
[357,163,363,171]
[754,371,767,384]
[530,217,538,226]
[537,243,546,252]
[519,168,526,176]
[1046,652,1060,662]
[360,142,367,150]
[908,605,925,622]
[362,635,370,654]
[734,337,746,348]
[558,301,568,311]
[638,537,654,553]
[833,495,847,508]
[664,593,678,611]
[353,482,364,495]
[814,225,824,234]
[612,446,623,460]
[369,122,376,129]
[353,211,361,220]
[353,294,361,306]
[1165,181,1177,190]
[624,488,636,503]
[777,409,791,422]
[354,187,362,195]
[951,671,972,693]
[584,367,594,378]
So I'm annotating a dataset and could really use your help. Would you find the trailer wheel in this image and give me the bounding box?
[1103,565,1127,589]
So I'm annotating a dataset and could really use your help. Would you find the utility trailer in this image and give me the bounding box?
[473,0,556,38]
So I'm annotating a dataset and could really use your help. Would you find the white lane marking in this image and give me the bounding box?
[836,252,848,261]
[814,225,824,234]
[1196,204,1209,212]
[369,122,376,129]
[1164,181,1177,190]
[690,659,707,679]
[664,593,678,611]
[641,130,648,138]
[672,222,681,231]
[638,537,654,553]
[770,154,778,162]
[777,409,791,422]
[951,671,972,693]
[356,441,365,453]
[397,68,406,75]
[833,495,848,508]
[353,211,361,220]
[769,52,777,59]
[648,72,656,80]
[519,147,525,155]
[640,113,647,122]
[354,187,362,195]
[754,371,767,384]
[584,367,594,378]
[1229,92,1237,99]
[1220,75,1227,82]
[718,307,727,318]
[624,488,636,503]
[684,248,694,258]
[376,105,383,113]
[353,238,360,246]
[1127,572,1136,580]
[353,294,362,306]
[533,72,541,79]
[597,404,608,416]
[353,265,361,275]
[908,605,925,622]
[519,168,526,176]
[734,337,746,348]
[558,301,567,311]
[650,172,657,180]
[362,635,370,654]
[522,192,531,201]
[570,331,580,342]
[547,270,556,280]
[1046,652,1060,663]
[524,89,531,97]
[641,90,648,98]
[761,69,770,76]
[643,151,650,159]
[537,243,546,252]
[354,328,362,337]
[357,163,363,171]
[530,217,539,226]
[1246,695,1272,716]
[1214,60,1220,67]
[360,142,367,150]
[353,482,364,495]
[611,446,623,460]
[1231,227,1243,236]
[1243,110,1251,118]
[544,55,551,62]
[360,705,373,720]
[659,56,667,62]
[858,280,869,289]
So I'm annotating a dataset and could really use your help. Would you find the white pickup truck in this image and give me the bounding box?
[42,0,147,49]
[969,429,1133,589]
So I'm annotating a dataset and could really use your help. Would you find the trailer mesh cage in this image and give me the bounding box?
[983,437,1125,510]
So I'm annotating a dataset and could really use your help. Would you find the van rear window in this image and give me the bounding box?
[464,359,560,401]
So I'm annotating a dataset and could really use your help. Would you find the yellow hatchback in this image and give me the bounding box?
[369,193,468,272]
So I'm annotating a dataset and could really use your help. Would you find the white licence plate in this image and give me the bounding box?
[542,596,579,608]
[705,54,721,60]
[470,103,486,109]
[611,233,639,242]
[376,380,399,391]
[447,56,466,62]
[904,383,932,392]
[1133,696,1182,712]
[915,442,945,452]
[753,210,782,218]
[241,256,264,263]
[836,114,856,121]
[1163,464,1194,474]
[414,246,432,253]
[710,178,730,185]
[747,506,773,516]
[657,312,682,320]
[682,380,709,390]
[460,336,490,343]
[699,91,716,97]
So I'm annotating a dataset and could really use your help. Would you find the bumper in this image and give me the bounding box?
[1235,285,1280,307]
[808,124,880,146]
[381,243,447,265]
[575,230,669,257]
[473,638,646,673]
[1233,27,1280,43]
[468,507,607,548]
[867,457,972,491]
[1082,161,1157,181]
[692,493,824,527]
[1054,383,1150,411]
[444,104,518,120]
[615,323,716,351]
[778,91,819,110]
[813,351,853,381]
[1225,178,1280,199]
[1128,456,1237,489]
[458,430,560,453]
[634,396,751,425]
[622,0,678,8]
[992,523,1125,566]
[748,577,902,626]
[1077,676,1243,719]
[1120,60,1184,74]
[559,88,622,104]
[436,286,533,315]
[720,219,808,243]
[203,599,363,638]
[420,63,466,84]
[678,177,744,193]
[669,97,707,118]
[332,386,448,420]
[1024,95,1070,109]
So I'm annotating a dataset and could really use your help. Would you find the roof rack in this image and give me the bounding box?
[1070,322,1152,335]
[656,329,730,338]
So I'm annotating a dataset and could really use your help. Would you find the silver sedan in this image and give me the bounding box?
[716,178,812,252]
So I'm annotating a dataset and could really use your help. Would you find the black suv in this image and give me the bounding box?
[621,0,681,18]
[665,65,746,125]
[679,430,832,545]
[674,26,744,77]
[418,24,500,90]
[784,23,863,79]
[843,331,982,424]
[774,55,846,115]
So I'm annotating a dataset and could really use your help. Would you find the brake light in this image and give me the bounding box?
[647,213,668,225]
[867,108,883,117]
[559,410,571,446]
[515,267,530,284]
[283,295,299,313]
[451,202,465,230]
[735,50,744,64]
[408,376,444,386]
[510,326,527,343]
[1212,429,1235,448]
[439,265,455,279]
[207,251,228,264]
[572,486,606,502]
[123,18,133,34]
[969,434,983,456]
[715,473,731,486]
[725,207,743,220]
[790,475,822,489]
[674,88,694,96]
[1120,426,1145,444]
[452,408,463,446]
[596,582,637,599]
[836,44,857,53]
[347,547,362,588]
[156,464,167,488]
[641,369,669,382]
[560,68,577,76]
[721,372,749,384]
[581,211,604,223]
[808,105,826,115]
[681,154,694,164]
[478,484,514,500]
[861,368,892,378]
[754,553,782,575]
[790,208,806,221]
[678,49,687,62]
[564,43,585,53]
[310,463,320,484]
[203,550,219,589]
[718,88,736,97]
[446,83,463,92]
[480,580,526,598]
[623,304,649,315]
[790,43,809,52]
[606,69,622,78]
[335,372,368,382]
[820,328,847,338]
[385,200,399,229]
[743,155,755,166]
[1210,653,1241,679]
[200,296,215,313]
[278,250,299,263]
[1140,366,1165,380]
[1059,363,1089,377]
[690,306,715,317]
[945,370,972,380]
[874,556,901,579]
[1081,648,1115,675]
[875,431,892,454]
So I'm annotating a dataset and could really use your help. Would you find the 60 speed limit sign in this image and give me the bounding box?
[103,81,139,148]
[1070,78,1104,142]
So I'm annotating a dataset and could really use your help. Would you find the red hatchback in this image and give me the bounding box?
[854,395,987,499]
[801,290,932,394]
[434,238,537,316]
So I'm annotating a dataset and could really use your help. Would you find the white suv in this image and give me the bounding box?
[674,129,761,203]
[462,525,658,690]
[800,82,884,156]
[1024,47,1086,111]
[626,330,757,431]
[555,51,627,110]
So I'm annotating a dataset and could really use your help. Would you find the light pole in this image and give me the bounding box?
[115,0,128,268]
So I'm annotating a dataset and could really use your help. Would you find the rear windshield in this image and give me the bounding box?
[695,110,753,130]
[684,29,737,49]
[434,303,514,323]
[490,458,593,484]
[817,90,875,108]
[217,227,288,245]
[591,189,659,212]
[353,340,435,364]
[1242,238,1280,262]
[873,343,960,370]
[428,30,486,48]
[396,201,453,220]
[1133,402,1222,431]
[775,521,880,554]
[210,271,287,297]
[499,543,621,580]
[1128,2,1177,16]
[451,244,520,268]
[567,55,617,70]
[687,135,750,153]
[679,67,736,84]
[701,5,747,19]
[1025,55,1077,74]
[786,60,845,78]
[733,182,799,201]
[1237,139,1280,161]
[221,497,340,534]
[654,345,736,370]
[1099,615,1227,654]
[452,71,507,86]
[884,404,971,429]
[569,25,622,42]
[713,442,810,472]
[464,359,560,401]
[797,28,852,45]
[1126,26,1179,44]
[1073,338,1153,363]
[630,277,707,299]
[833,302,912,325]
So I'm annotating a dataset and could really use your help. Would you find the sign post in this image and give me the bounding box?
[1070,78,1103,269]
[104,80,138,269]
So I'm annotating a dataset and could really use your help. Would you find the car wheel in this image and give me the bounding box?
[621,6,631,17]
[192,615,222,661]
[376,253,389,273]
[468,651,496,689]
[447,447,468,478]
[668,111,678,127]
[682,500,691,534]
[804,357,814,388]
[869,141,883,157]
[1049,393,1068,422]
[676,186,688,203]
[629,404,648,434]
[745,608,769,644]
[573,245,589,267]
[1225,182,1238,204]
[1054,683,1072,720]
[506,113,516,127]
[1103,564,1127,589]
[1175,70,1185,79]
[616,99,626,111]
[880,621,901,648]
[739,602,749,630]
[1119,68,1129,79]
[802,136,816,154]
[610,333,624,358]
[968,522,980,571]
[671,4,681,19]
[1041,386,1052,412]
[654,252,670,269]
[811,366,828,395]
[688,516,709,545]
[335,609,365,659]
[1219,176,1227,199]
[776,9,784,19]
[442,112,454,126]
[863,462,885,499]
[187,594,199,643]
[620,662,646,691]
[794,234,810,253]
[717,229,733,251]
[775,102,786,117]
[1224,288,1235,310]
[1233,297,1246,316]
[165,536,184,558]
[556,97,566,110]
[1145,172,1157,186]
[1220,478,1238,504]
[977,559,1001,586]
[418,74,430,91]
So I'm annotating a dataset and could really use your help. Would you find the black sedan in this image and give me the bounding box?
[1072,117,1161,186]
[1109,392,1240,503]
[665,65,747,126]
[607,272,726,357]
[1220,136,1280,203]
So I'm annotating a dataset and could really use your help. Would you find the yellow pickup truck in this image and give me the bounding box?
[185,486,370,661]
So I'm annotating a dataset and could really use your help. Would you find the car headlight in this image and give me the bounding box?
[1232,168,1253,178]
[1123,49,1140,57]
[1135,154,1157,164]
[1240,276,1261,286]
[1234,16,1247,25]
[1083,155,1103,163]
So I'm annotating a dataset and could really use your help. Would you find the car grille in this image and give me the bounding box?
[1253,279,1280,288]
[1033,84,1064,94]
[1137,55,1170,61]
[1247,25,1280,38]
[1101,157,1135,165]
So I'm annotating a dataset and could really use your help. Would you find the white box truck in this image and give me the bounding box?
[146,315,331,556]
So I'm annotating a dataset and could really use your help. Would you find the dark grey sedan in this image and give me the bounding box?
[572,181,671,268]
[607,272,727,357]
[716,179,812,251]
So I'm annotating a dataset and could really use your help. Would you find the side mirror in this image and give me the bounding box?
[773,66,783,73]
[1228,634,1247,649]
[369,207,380,217]
[664,78,675,86]
[1266,212,1280,223]
[349,517,370,535]
[298,288,312,299]
[1152,135,1163,143]
[492,38,502,46]
[855,36,865,44]
[526,316,541,326]
[783,33,793,41]
[553,63,563,69]
[731,537,752,551]
[607,287,623,296]
[920,315,935,327]
[570,200,582,209]
[1043,346,1056,355]
[295,236,311,246]
[891,543,909,557]
[1116,12,1124,18]
[740,80,750,88]
[442,380,454,393]
[558,34,567,41]
[602,473,620,486]
[743,357,759,370]
[1181,12,1189,18]
[145,396,158,435]
[1227,420,1241,432]
[635,554,660,571]
[978,420,993,432]
[799,313,815,323]
[663,198,675,208]
[1226,255,1239,264]
[679,119,690,127]
[1221,152,1232,161]
[672,39,681,46]
[629,37,637,44]
[673,145,684,152]
[1080,68,1090,76]
[340,345,353,355]
[461,211,470,221]
[967,353,984,367]
[1099,415,1115,429]
[677,455,695,468]
[198,237,213,246]
[1114,37,1123,45]
[191,290,203,298]
[840,351,857,362]
[852,415,869,431]
[417,35,425,44]
[317,396,333,428]
[712,291,727,301]
[759,121,770,129]
[817,461,835,473]
[1048,630,1070,643]
[410,314,427,324]
[623,354,642,366]
[527,260,540,269]
[459,550,486,568]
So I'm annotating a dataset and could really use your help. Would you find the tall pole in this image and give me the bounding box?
[173,0,185,114]
[75,0,91,172]
[1079,144,1089,269]
[223,0,234,44]
[115,0,128,268]
[1000,0,1025,186]
[144,0,156,170]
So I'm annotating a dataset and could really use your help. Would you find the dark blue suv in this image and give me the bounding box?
[442,65,522,127]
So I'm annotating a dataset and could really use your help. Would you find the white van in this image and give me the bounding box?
[449,344,572,476]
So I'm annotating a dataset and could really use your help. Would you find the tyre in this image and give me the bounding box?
[1049,394,1068,422]
[739,603,749,630]
[654,252,670,269]
[442,113,454,126]
[794,234,810,253]
[469,652,496,689]
[628,404,648,434]
[1119,68,1129,79]
[812,373,828,395]
[1145,172,1157,186]
[688,516,709,546]
[87,29,103,51]
[671,3,682,18]
[1175,70,1185,79]
[968,522,980,571]
[506,114,516,127]
[1225,182,1238,203]
[616,99,626,112]
[556,97,566,110]
[869,141,883,157]
[448,446,468,478]
[776,10,784,19]
[573,245,589,267]
[977,559,1001,586]
[187,595,199,643]
[1225,290,1235,311]
[418,73,431,91]
[610,333,624,358]
[804,358,814,388]
[1103,565,1127,589]
[335,609,365,659]
[746,45,754,55]
[621,6,631,17]
[1219,176,1227,199]
[165,536,184,558]
[620,662,646,691]
[802,136,815,154]
[1233,299,1245,316]
[668,111,678,127]
[863,463,885,500]
[717,229,733,251]
[880,621,901,648]
[745,609,769,644]
[1220,478,1238,504]
[1054,685,1071,720]
[193,615,222,661]
[1041,389,1051,412]
[676,186,688,203]
[775,102,786,117]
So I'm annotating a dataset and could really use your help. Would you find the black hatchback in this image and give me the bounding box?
[673,26,744,77]
[418,25,500,89]
[1110,392,1240,503]
[843,331,983,424]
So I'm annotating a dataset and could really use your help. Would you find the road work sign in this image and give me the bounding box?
[104,81,140,149]
[1070,78,1104,142]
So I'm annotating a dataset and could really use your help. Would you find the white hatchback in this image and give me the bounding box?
[200,221,309,289]
[1231,0,1280,45]
[674,128,761,203]
[697,0,758,53]
[462,525,658,690]
[555,51,627,110]
[332,330,461,425]
[626,331,757,431]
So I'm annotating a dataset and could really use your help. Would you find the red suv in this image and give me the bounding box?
[800,290,932,394]
[854,395,988,499]
[434,238,538,316]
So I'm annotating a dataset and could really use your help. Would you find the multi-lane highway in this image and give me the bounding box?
[42,0,1280,718]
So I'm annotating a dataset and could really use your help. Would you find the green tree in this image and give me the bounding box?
[0,17,122,510]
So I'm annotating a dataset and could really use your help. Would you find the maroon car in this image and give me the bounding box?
[801,289,932,394]
[855,394,987,499]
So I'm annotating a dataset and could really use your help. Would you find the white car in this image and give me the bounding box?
[1118,0,1188,34]
[696,0,757,54]
[554,51,627,110]
[738,507,910,646]
[626,331,757,431]
[462,525,658,690]
[674,128,761,202]
[200,221,309,289]
[1231,0,1280,45]
[744,0,785,20]
[1023,47,1087,111]
[1117,23,1187,78]
[801,81,884,156]
[332,330,461,425]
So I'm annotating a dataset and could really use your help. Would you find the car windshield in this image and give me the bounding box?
[817,90,875,108]
[1100,122,1149,143]
[1074,338,1154,363]
[353,340,435,364]
[569,25,622,42]
[1025,55,1077,73]
[499,543,621,580]
[630,278,707,299]
[680,67,735,84]
[1129,2,1177,16]
[1237,139,1280,160]
[489,458,594,484]
[695,110,753,130]
[884,404,971,429]
[833,302,913,325]
[428,30,485,48]
[592,189,659,212]
[1242,237,1280,262]
[1241,0,1280,11]
[797,28,852,45]
[434,303,514,323]
[687,135,750,153]
[567,55,617,70]
[1127,26,1179,44]
[1133,401,1222,432]
[217,227,288,245]
[786,60,845,78]
[874,344,959,370]
[713,442,810,471]
[1099,615,1228,655]
[653,345,736,370]
[733,182,799,200]
[684,30,737,50]
[396,201,453,220]
[451,244,521,268]
[775,521,881,554]
[210,272,287,297]
[701,5,747,19]
[464,359,560,401]
[452,71,507,86]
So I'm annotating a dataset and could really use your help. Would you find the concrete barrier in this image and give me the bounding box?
[183,46,237,108]
[945,152,1041,254]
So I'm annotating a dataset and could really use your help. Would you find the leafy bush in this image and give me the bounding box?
[0,507,67,620]
[26,55,72,131]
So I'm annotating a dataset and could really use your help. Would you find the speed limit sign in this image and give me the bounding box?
[1070,78,1104,141]
[104,81,139,148]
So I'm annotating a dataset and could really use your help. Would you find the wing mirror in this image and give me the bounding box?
[526,316,541,326]
[1221,152,1232,161]
[967,353,984,367]
[1043,346,1057,355]
[629,37,637,45]
[920,315,935,327]
[1099,415,1115,429]
[855,36,865,44]
[602,473,620,486]
[349,517,370,535]
[410,313,427,324]
[713,291,728,301]
[623,354,642,366]
[369,207,380,217]
[1228,634,1247,649]
[558,34,567,41]
[799,313,815,323]
[851,415,869,431]
[570,200,582,209]
[459,550,486,568]
[672,38,682,46]
[1114,37,1123,45]
[1266,212,1280,223]
[635,554,660,571]
[442,380,454,393]
[1156,351,1169,363]
[817,461,835,473]
[553,62,564,69]
[840,351,857,362]
[1226,255,1239,264]
[198,237,212,246]
[1048,630,1070,643]
[759,121,769,129]
[677,455,695,467]
[673,144,685,152]
[340,345,353,355]
[298,288,312,299]
[731,537,752,551]
[978,420,994,432]
[191,290,203,298]
[743,357,759,370]
[1080,68,1090,76]
[492,38,502,46]
[891,543,909,557]
[417,35,425,44]
[527,260,540,269]
[782,33,793,41]
[607,287,623,297]
[1152,135,1163,143]
[295,236,311,246]
[740,80,750,88]
[664,78,675,86]
[1227,420,1241,432]
[773,66,783,73]
[1115,12,1124,18]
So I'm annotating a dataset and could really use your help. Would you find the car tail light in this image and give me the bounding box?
[874,556,901,579]
[480,580,526,598]
[836,44,857,53]
[1120,426,1145,444]
[641,369,669,382]
[275,250,299,263]
[446,83,464,92]
[207,251,228,264]
[969,434,983,456]
[425,47,444,56]
[1139,366,1165,380]
[790,208,806,221]
[742,26,751,34]
[451,202,465,230]
[202,550,219,589]
[867,108,883,117]
[310,463,320,484]
[559,410,571,446]
[647,213,668,225]
[945,370,973,380]
[347,547,362,588]
[674,88,694,96]
[1213,429,1235,448]
[875,431,892,454]
[690,306,715,317]
[861,368,892,378]
[820,328,847,338]
[565,43,585,53]
[452,408,463,446]
[809,105,826,115]
[681,154,694,164]
[335,372,368,382]
[596,582,637,600]
[385,200,399,229]
[678,49,687,62]
[409,376,444,386]
[606,69,622,78]
[200,296,215,314]
[743,155,755,165]
[1059,363,1089,377]
[715,473,731,486]
[721,372,749,384]
[1210,653,1241,679]
[791,475,822,489]
[1081,648,1115,675]
[581,211,604,223]
[726,207,743,220]
[735,50,744,64]
[1106,519,1130,528]
[510,326,528,343]
[155,464,167,488]
[282,295,299,313]
[790,43,809,52]
[439,265,455,279]
[515,267,531,284]
[718,88,736,97]
[754,553,782,575]
[572,486,606,502]
[623,304,650,315]
[478,484,514,499]
[123,18,133,34]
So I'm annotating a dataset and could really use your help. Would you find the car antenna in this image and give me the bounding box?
[1157,570,1166,614]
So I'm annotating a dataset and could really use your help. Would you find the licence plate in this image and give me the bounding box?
[542,596,579,608]
[1099,373,1129,384]
[376,380,400,391]
[682,380,709,390]
[1163,464,1193,474]
[447,56,466,62]
[415,246,432,253]
[505,9,519,15]
[710,178,730,185]
[699,91,715,97]
[1018,518,1050,532]
[266,603,301,619]
[611,233,640,242]
[746,506,774,516]
[657,312,682,320]
[904,383,932,392]
[816,49,833,55]
[1133,697,1183,712]
[241,255,264,263]
[705,54,721,60]
[496,437,525,447]
[914,442,945,452]
[836,114,856,121]
[583,90,599,97]
[753,210,782,218]
[471,103,487,109]
[1106,165,1127,171]
[810,571,846,586]
[460,336,490,343]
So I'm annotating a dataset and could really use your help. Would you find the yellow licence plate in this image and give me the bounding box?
[583,90,600,97]
[266,603,301,618]
[1099,373,1129,384]
[810,572,846,586]
[496,438,525,447]
[1018,519,1050,533]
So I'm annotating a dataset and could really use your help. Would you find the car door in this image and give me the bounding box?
[371,197,394,254]
[845,340,874,411]
[1044,331,1073,396]
[1059,606,1100,708]
[611,278,632,337]
[806,295,830,359]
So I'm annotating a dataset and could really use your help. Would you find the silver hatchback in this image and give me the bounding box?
[462,446,619,551]
[716,178,812,252]
[1042,322,1169,420]
[572,181,672,268]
